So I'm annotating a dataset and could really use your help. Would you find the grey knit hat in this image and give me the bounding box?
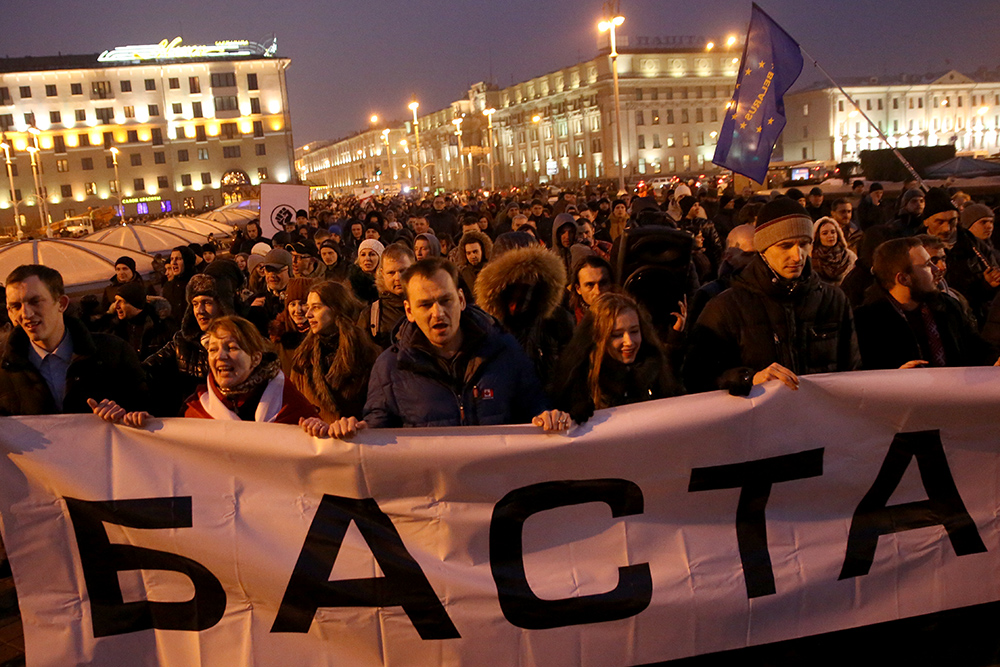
[753,198,815,252]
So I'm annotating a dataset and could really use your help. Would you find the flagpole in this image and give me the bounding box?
[797,45,925,189]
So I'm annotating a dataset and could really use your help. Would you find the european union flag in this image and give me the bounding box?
[712,4,803,184]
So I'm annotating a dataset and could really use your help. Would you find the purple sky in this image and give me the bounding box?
[4,0,996,147]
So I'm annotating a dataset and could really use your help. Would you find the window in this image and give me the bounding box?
[652,110,660,125]
[19,86,31,99]
[591,138,602,153]
[181,174,192,186]
[53,136,66,153]
[85,182,97,195]
[0,88,9,105]
[666,110,674,124]
[203,195,214,208]
[178,149,189,162]
[666,134,674,147]
[838,100,844,112]
[157,175,168,189]
[56,159,69,173]
[45,84,57,97]
[127,130,139,143]
[255,143,266,156]
[134,178,145,192]
[220,122,239,139]
[803,126,808,138]
[198,148,209,160]
[250,97,261,114]
[23,112,34,126]
[257,167,268,181]
[637,135,646,149]
[253,120,264,137]
[169,77,180,89]
[877,99,883,110]
[172,103,183,114]
[184,197,196,210]
[82,157,94,170]
[71,83,83,95]
[145,79,156,91]
[154,151,165,164]
[695,108,704,123]
[109,179,118,194]
[637,158,646,174]
[682,132,690,147]
[92,81,113,99]
[196,126,207,142]
[189,77,201,94]
[50,110,62,124]
[958,97,963,107]
[60,184,73,198]
[201,172,212,185]
[148,104,160,117]
[918,98,923,109]
[653,134,661,148]
[665,88,673,101]
[681,109,689,124]
[650,89,658,101]
[192,101,203,118]
[635,88,643,101]
[129,153,142,167]
[103,132,114,149]
[75,109,86,122]
[210,72,237,88]
[865,99,871,111]
[893,98,899,109]
[710,108,717,122]
[683,155,691,170]
[120,80,132,93]
[893,120,898,132]
[698,131,705,145]
[214,96,238,112]
[247,73,259,90]
[635,110,645,125]
[151,128,163,146]
[123,106,135,118]
[667,156,675,171]
[803,103,810,116]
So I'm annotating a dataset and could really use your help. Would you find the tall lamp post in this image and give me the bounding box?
[452,117,464,191]
[109,147,123,222]
[408,101,422,193]
[599,13,626,195]
[0,135,22,239]
[483,108,496,191]
[380,128,391,191]
[25,146,47,236]
[27,126,51,235]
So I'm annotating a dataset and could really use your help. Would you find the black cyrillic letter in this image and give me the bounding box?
[840,430,986,579]
[489,479,651,629]
[271,495,459,639]
[688,448,824,598]
[64,496,226,637]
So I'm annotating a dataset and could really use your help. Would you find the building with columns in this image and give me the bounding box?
[780,69,1000,163]
[0,37,295,235]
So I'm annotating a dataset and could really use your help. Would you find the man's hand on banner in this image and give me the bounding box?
[329,416,367,439]
[532,410,574,432]
[87,398,152,427]
[900,360,930,369]
[752,363,799,390]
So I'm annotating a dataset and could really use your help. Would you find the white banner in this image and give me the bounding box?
[2,368,1000,666]
[259,183,309,234]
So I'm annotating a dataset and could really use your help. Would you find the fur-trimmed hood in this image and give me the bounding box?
[456,230,494,269]
[474,245,567,323]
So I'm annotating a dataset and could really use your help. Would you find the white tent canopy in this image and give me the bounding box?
[149,216,233,239]
[84,224,207,257]
[0,239,154,295]
[198,208,258,227]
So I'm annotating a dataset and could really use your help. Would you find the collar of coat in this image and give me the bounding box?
[1,316,96,369]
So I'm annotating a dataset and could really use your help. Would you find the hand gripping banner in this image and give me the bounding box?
[1,368,1000,666]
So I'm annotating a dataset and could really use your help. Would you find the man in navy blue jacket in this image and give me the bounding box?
[327,258,571,437]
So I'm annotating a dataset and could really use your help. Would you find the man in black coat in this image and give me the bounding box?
[684,198,860,395]
[855,237,998,370]
[0,265,147,416]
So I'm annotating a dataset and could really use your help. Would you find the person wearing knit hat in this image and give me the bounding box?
[960,203,995,239]
[110,281,170,359]
[920,187,959,243]
[357,238,385,269]
[685,197,859,395]
[114,256,137,281]
[348,238,384,304]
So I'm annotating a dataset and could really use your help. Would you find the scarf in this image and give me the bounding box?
[811,241,851,281]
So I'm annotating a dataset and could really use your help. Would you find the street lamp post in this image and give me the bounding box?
[408,101,422,193]
[483,108,496,191]
[0,135,22,239]
[25,146,47,236]
[599,13,626,195]
[109,147,123,222]
[380,128,391,191]
[452,117,464,191]
[27,126,51,235]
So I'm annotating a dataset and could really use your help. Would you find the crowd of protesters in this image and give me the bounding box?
[1,179,999,440]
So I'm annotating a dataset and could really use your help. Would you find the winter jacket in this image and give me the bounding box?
[945,227,1000,326]
[143,328,210,417]
[109,306,172,360]
[684,255,860,394]
[0,316,148,416]
[854,285,996,370]
[364,307,550,427]
[473,245,574,381]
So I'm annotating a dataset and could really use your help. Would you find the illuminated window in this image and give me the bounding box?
[56,159,69,173]
[198,148,209,160]
[161,200,172,213]
[682,132,690,147]
[183,197,195,210]
[123,106,135,119]
[258,167,268,180]
[120,81,132,93]
[137,202,148,214]
[667,134,674,147]
[109,179,118,194]
[85,182,96,195]
[203,195,214,208]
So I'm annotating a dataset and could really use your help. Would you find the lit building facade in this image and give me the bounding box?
[297,126,411,197]
[0,38,294,235]
[296,38,741,194]
[781,70,1000,163]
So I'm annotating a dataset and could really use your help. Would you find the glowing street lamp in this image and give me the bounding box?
[483,107,496,191]
[408,101,422,192]
[109,147,123,221]
[0,135,22,239]
[599,13,626,194]
[706,41,715,51]
[726,35,737,48]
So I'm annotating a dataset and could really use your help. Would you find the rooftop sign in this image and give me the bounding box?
[97,37,276,63]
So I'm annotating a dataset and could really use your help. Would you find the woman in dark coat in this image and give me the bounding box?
[550,292,680,423]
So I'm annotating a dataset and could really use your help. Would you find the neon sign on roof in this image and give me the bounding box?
[97,37,276,63]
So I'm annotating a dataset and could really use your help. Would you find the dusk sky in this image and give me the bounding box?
[4,0,997,147]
